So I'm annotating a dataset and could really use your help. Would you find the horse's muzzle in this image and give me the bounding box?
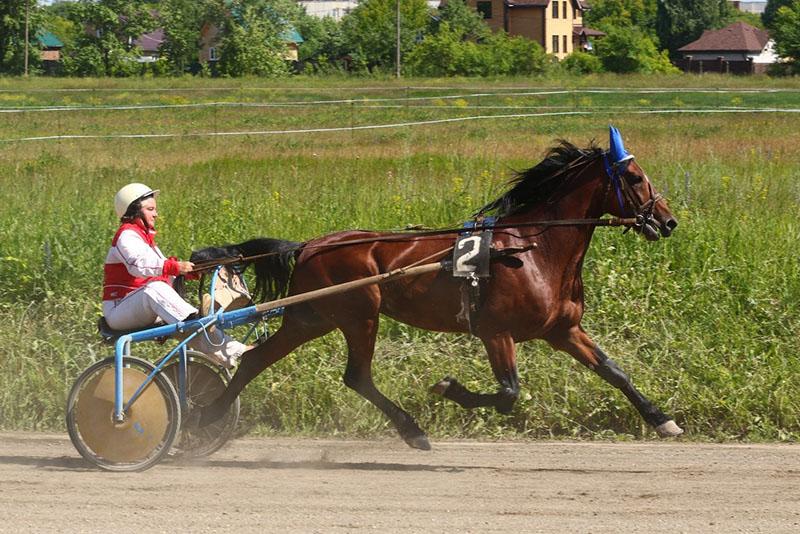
[660,217,678,238]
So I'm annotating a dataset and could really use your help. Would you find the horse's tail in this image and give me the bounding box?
[190,237,301,303]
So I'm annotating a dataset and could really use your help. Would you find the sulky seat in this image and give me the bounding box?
[97,316,166,344]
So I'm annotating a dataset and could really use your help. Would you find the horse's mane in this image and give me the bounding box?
[475,140,603,217]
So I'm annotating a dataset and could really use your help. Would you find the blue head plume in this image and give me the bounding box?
[609,126,634,165]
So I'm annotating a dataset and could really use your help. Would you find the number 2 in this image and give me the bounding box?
[456,236,481,272]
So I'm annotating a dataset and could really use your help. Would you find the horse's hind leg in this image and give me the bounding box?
[199,308,333,427]
[432,332,520,414]
[547,326,683,437]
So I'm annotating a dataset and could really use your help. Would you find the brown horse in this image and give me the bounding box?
[195,131,682,449]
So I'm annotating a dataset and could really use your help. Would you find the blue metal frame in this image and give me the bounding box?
[110,267,284,422]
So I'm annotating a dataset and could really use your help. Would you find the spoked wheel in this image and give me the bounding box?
[162,351,240,459]
[66,356,180,472]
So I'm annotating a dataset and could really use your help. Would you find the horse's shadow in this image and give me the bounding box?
[173,458,472,472]
[0,455,93,471]
[0,454,471,473]
[0,454,650,475]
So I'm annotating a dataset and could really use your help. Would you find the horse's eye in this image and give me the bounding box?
[625,173,644,185]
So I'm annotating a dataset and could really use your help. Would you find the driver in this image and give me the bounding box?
[102,183,250,368]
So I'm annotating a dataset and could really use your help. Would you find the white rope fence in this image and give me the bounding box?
[2,102,792,113]
[3,107,799,144]
[3,85,800,93]
[2,87,800,113]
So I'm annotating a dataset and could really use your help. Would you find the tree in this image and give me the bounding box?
[726,10,764,28]
[404,22,477,76]
[294,15,346,73]
[763,0,795,29]
[595,25,678,73]
[42,2,79,52]
[0,0,44,74]
[432,0,490,41]
[64,0,156,76]
[771,0,800,73]
[159,0,211,75]
[656,0,732,57]
[213,0,291,77]
[340,0,431,73]
[585,0,658,37]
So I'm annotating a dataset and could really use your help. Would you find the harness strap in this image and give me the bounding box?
[603,152,628,216]
[460,215,497,235]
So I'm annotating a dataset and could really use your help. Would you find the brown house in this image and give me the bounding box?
[36,30,64,75]
[467,0,601,59]
[132,28,165,63]
[677,22,777,74]
[37,31,63,61]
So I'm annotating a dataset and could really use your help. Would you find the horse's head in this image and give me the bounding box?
[603,127,677,241]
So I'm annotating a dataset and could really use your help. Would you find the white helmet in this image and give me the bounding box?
[114,183,159,219]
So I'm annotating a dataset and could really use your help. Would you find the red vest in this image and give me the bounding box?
[102,220,180,301]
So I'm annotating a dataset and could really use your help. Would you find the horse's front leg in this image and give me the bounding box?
[548,326,683,437]
[432,332,520,414]
[340,317,431,451]
[331,282,431,450]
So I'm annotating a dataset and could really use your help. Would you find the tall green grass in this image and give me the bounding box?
[1,75,799,441]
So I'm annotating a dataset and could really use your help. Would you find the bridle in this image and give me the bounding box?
[602,151,663,235]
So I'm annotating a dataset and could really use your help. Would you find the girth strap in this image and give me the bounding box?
[454,218,496,336]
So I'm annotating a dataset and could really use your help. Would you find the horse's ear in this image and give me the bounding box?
[609,125,633,165]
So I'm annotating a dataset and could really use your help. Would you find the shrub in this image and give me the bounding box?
[595,26,679,74]
[405,24,550,77]
[561,51,605,75]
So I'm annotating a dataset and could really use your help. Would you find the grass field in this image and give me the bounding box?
[1,74,799,441]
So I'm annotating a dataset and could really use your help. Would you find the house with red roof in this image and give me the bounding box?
[676,22,777,74]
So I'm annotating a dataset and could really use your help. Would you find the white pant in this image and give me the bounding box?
[102,281,248,363]
[103,281,197,330]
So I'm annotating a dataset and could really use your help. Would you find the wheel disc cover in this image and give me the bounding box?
[73,366,170,463]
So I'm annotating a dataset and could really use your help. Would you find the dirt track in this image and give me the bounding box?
[1,432,799,533]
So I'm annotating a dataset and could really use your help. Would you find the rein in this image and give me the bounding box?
[190,216,637,272]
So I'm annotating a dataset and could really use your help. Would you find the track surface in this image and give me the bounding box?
[1,432,799,533]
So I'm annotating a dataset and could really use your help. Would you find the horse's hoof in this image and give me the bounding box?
[431,377,453,396]
[404,434,432,451]
[495,403,514,415]
[198,406,223,429]
[655,420,684,438]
